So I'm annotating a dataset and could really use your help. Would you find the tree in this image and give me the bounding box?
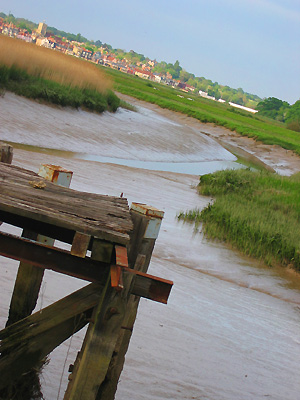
[172,60,182,79]
[257,97,290,121]
[85,45,94,53]
[95,40,102,47]
[17,21,27,30]
[231,93,245,106]
[179,69,194,83]
[7,13,16,23]
[220,90,231,102]
[257,97,287,111]
[286,100,300,131]
[104,43,112,50]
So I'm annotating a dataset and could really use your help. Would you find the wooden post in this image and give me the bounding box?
[0,143,13,227]
[64,203,164,400]
[6,165,73,326]
[0,142,13,164]
[63,238,119,400]
[95,203,164,400]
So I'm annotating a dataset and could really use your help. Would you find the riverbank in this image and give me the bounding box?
[118,93,300,176]
[106,67,300,156]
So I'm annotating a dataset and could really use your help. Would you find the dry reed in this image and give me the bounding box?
[0,35,111,92]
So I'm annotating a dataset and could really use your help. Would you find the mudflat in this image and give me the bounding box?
[118,93,300,176]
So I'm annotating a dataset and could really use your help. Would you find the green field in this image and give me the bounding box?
[102,67,300,156]
[178,169,300,272]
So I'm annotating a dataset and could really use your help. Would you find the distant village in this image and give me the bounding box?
[0,19,258,114]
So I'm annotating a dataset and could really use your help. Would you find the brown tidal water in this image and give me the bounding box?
[0,93,299,400]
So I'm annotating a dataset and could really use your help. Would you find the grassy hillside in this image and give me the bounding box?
[102,67,300,156]
[178,169,300,271]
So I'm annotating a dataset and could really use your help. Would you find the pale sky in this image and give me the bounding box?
[2,0,300,103]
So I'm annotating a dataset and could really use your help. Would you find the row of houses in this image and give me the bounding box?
[0,18,197,92]
[0,18,257,112]
[0,20,94,59]
[99,54,197,91]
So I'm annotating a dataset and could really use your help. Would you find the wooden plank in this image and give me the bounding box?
[0,231,173,303]
[0,163,133,244]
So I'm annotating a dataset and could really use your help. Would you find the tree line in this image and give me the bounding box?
[256,97,300,131]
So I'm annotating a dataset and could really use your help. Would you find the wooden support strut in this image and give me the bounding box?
[0,161,173,398]
[95,203,166,400]
[0,142,13,228]
[64,203,167,400]
[6,164,73,327]
[0,283,102,390]
[0,231,173,304]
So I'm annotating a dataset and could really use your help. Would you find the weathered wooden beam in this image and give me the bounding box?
[0,231,111,284]
[0,163,133,246]
[0,142,13,164]
[63,230,172,399]
[0,231,173,303]
[0,208,75,243]
[0,315,89,391]
[0,283,104,353]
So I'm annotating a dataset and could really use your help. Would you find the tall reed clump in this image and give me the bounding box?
[0,35,120,112]
[178,169,300,271]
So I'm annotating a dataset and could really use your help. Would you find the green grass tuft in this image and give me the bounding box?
[178,169,300,271]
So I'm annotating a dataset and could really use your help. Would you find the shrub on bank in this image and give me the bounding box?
[178,169,300,271]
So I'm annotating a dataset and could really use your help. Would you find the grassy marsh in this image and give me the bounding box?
[178,169,300,271]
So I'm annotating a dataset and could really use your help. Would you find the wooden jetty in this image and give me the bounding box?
[0,145,173,399]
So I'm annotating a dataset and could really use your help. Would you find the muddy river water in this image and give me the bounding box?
[0,93,300,400]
